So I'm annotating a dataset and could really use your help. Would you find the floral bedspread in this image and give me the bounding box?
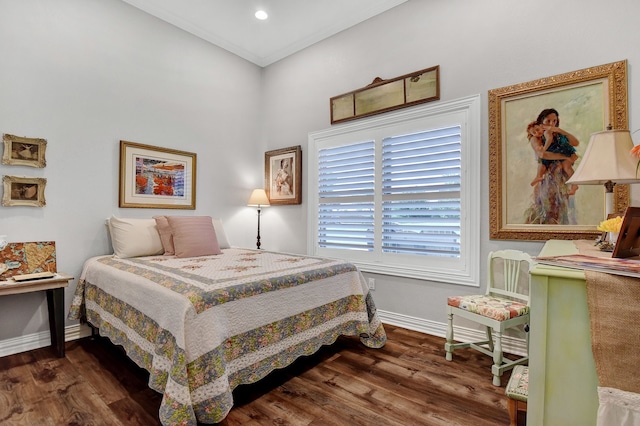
[68,248,386,425]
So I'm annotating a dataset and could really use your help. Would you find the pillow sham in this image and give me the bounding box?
[166,216,222,258]
[108,216,164,258]
[153,215,175,255]
[154,216,231,255]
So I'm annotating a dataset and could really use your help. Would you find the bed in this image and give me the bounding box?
[68,216,386,425]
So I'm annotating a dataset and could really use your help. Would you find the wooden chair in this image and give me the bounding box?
[444,249,534,386]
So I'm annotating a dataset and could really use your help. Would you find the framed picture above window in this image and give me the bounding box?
[330,66,440,125]
[2,133,47,168]
[488,60,628,241]
[265,145,302,205]
[119,141,196,209]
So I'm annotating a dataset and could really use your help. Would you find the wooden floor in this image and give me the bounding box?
[0,324,525,425]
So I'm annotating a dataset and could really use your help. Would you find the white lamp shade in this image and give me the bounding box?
[247,189,270,207]
[567,129,640,185]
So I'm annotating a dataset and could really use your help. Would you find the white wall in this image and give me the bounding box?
[0,0,263,342]
[2,0,640,351]
[260,0,640,328]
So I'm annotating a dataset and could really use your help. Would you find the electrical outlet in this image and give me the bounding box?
[367,278,375,290]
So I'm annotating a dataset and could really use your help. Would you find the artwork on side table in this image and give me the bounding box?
[265,145,302,205]
[488,60,628,241]
[2,176,47,207]
[612,207,640,259]
[2,133,47,168]
[119,140,196,209]
[0,241,57,280]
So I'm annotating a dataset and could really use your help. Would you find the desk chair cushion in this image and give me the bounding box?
[447,295,529,321]
[505,365,529,402]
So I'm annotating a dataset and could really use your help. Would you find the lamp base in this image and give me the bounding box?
[605,187,614,219]
[255,207,262,250]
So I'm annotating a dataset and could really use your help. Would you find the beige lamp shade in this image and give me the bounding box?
[567,129,640,185]
[567,129,640,218]
[247,189,270,207]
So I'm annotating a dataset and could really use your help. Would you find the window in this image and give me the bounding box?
[308,95,480,286]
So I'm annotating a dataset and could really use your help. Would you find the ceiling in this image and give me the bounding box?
[121,0,408,67]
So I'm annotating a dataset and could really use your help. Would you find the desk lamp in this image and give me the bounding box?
[247,189,270,249]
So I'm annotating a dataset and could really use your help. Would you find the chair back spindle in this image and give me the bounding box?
[487,250,534,305]
[504,259,521,293]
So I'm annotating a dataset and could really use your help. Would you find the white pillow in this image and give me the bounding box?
[212,218,231,249]
[108,216,164,258]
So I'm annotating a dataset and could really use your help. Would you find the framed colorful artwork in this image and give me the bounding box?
[0,241,57,279]
[488,60,628,241]
[119,140,196,209]
[265,145,302,205]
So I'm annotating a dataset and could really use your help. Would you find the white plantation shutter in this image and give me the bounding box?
[318,141,375,251]
[308,96,480,285]
[381,126,461,257]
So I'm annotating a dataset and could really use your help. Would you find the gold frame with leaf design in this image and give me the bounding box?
[489,60,628,241]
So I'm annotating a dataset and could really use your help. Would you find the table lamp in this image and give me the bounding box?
[567,128,640,218]
[247,189,270,249]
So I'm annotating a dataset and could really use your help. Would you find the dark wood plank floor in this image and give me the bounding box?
[0,324,525,425]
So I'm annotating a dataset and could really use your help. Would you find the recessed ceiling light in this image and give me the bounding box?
[255,10,268,20]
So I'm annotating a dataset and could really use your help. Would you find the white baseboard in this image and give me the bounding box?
[0,311,527,358]
[0,323,92,358]
[377,309,527,356]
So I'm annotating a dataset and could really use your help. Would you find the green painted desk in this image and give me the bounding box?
[528,240,599,425]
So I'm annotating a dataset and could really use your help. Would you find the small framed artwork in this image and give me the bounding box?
[265,145,302,205]
[2,176,47,207]
[2,133,47,168]
[612,207,640,258]
[119,140,196,209]
[488,60,628,241]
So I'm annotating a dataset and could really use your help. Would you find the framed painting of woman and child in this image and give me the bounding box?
[265,145,302,205]
[489,60,629,240]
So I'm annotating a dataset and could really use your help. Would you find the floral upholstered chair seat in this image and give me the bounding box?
[506,365,529,401]
[505,365,529,426]
[446,294,529,321]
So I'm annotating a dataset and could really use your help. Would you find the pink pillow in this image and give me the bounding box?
[153,216,175,255]
[166,216,222,258]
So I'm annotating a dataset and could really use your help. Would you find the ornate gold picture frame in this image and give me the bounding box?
[119,141,196,209]
[489,60,628,241]
[2,133,47,168]
[2,176,47,207]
